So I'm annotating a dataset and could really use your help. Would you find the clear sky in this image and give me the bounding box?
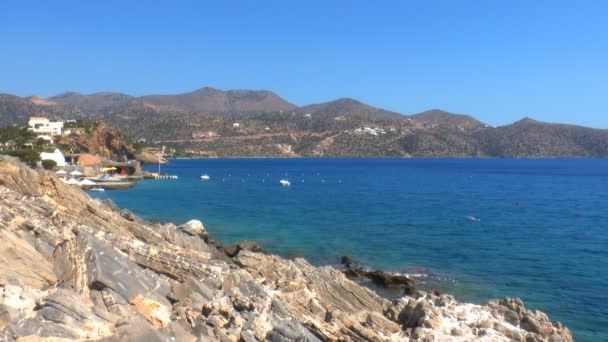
[1,1,607,127]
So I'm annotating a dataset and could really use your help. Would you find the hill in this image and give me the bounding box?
[1,87,608,158]
[412,109,484,129]
[297,98,404,121]
[474,118,608,157]
[50,91,134,111]
[140,87,296,115]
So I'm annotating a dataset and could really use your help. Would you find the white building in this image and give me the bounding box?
[40,149,66,167]
[28,117,64,137]
[354,127,387,136]
[232,123,240,128]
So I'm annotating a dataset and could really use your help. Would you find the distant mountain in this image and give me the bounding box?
[140,87,296,115]
[1,87,607,158]
[50,92,133,111]
[474,118,608,157]
[0,94,68,127]
[412,109,484,129]
[297,98,404,121]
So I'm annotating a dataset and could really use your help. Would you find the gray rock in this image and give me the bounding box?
[112,315,168,342]
[169,280,208,311]
[521,314,543,334]
[504,309,520,326]
[81,232,171,305]
[237,281,268,298]
[178,219,208,240]
[102,199,119,212]
[119,209,138,222]
[39,288,98,325]
[225,240,267,258]
[266,320,322,342]
[271,298,290,318]
[9,317,80,339]
[241,329,259,342]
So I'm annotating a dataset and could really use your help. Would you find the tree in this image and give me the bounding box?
[4,150,40,166]
[41,159,57,170]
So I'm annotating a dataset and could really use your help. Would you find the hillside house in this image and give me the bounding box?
[28,117,64,137]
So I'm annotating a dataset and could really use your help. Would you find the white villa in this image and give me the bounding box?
[28,117,64,138]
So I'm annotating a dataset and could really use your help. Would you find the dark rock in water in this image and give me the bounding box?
[340,255,360,269]
[340,255,416,294]
[224,240,268,258]
[367,270,414,288]
[343,268,367,278]
[344,267,416,294]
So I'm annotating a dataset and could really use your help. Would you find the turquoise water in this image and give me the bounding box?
[89,158,608,341]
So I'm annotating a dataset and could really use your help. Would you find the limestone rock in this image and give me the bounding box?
[0,157,574,342]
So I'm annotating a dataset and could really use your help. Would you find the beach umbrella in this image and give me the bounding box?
[56,170,67,175]
[79,179,96,186]
[66,178,80,185]
[70,170,83,176]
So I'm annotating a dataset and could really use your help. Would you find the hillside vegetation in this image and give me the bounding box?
[2,88,608,158]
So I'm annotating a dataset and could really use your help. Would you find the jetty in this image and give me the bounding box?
[153,174,178,179]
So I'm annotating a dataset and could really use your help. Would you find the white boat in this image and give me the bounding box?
[280,179,291,187]
[90,187,105,192]
[200,174,210,181]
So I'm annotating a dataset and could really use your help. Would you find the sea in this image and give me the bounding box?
[88,158,608,341]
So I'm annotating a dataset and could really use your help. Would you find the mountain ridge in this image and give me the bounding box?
[1,87,607,158]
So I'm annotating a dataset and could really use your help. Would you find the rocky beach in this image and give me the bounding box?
[0,156,573,341]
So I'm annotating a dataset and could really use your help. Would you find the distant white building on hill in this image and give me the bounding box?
[28,117,64,137]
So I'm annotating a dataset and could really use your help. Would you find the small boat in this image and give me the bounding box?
[280,179,291,187]
[200,174,210,181]
[90,187,105,192]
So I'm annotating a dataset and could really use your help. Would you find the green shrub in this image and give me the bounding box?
[41,159,57,170]
[2,149,40,166]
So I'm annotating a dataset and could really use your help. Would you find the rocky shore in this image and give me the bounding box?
[0,156,572,341]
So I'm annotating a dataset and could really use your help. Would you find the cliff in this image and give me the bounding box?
[0,156,573,341]
[57,122,165,164]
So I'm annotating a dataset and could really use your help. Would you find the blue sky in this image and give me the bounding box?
[1,1,607,127]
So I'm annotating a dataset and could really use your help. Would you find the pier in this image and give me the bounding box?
[153,174,178,180]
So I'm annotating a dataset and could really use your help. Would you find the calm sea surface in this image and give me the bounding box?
[89,158,608,341]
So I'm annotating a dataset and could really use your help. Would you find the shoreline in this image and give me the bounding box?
[165,155,608,160]
[0,156,574,341]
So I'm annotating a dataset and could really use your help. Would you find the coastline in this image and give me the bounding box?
[0,156,573,341]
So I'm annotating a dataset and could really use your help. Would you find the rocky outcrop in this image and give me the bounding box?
[0,156,573,341]
[57,122,165,164]
[341,256,416,295]
[136,149,167,164]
